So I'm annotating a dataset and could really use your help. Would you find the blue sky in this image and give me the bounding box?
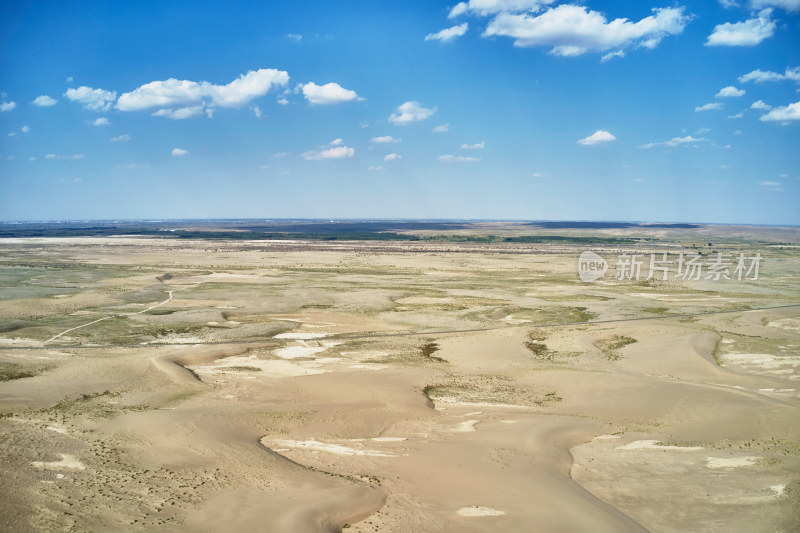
[1,0,798,224]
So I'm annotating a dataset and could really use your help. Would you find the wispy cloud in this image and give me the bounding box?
[370,135,401,143]
[302,145,355,160]
[439,154,480,162]
[460,141,485,149]
[172,148,188,156]
[425,23,468,42]
[640,135,707,149]
[696,102,724,112]
[32,95,57,107]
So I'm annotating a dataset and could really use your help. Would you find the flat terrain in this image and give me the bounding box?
[1,225,799,532]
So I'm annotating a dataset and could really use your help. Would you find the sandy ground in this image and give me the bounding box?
[0,234,798,532]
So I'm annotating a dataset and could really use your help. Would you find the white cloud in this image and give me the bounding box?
[716,86,745,97]
[719,0,739,8]
[32,95,57,107]
[117,69,289,116]
[425,23,469,42]
[1,101,17,112]
[277,97,289,105]
[640,135,707,149]
[110,134,131,142]
[751,99,771,110]
[66,76,74,83]
[21,125,30,133]
[532,172,546,177]
[750,0,800,10]
[301,82,360,105]
[330,138,344,145]
[389,101,436,124]
[449,0,555,18]
[460,141,485,149]
[172,148,188,156]
[272,152,289,158]
[152,105,205,119]
[302,145,355,160]
[433,124,449,132]
[728,112,744,118]
[483,6,689,56]
[600,50,625,62]
[368,165,384,171]
[706,9,775,46]
[371,135,401,143]
[64,86,117,111]
[253,106,263,118]
[695,102,724,111]
[577,130,616,145]
[760,101,800,122]
[439,154,481,162]
[384,153,402,161]
[287,33,303,41]
[738,66,800,83]
[92,117,110,126]
[7,132,17,137]
[758,179,783,191]
[45,153,85,160]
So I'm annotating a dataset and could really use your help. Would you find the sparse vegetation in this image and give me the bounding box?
[0,361,51,381]
[594,335,637,361]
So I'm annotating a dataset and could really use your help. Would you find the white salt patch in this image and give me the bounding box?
[396,296,452,305]
[502,315,532,324]
[500,420,519,424]
[594,434,621,440]
[464,411,483,417]
[273,345,328,359]
[457,506,506,517]
[46,425,68,434]
[31,454,85,470]
[767,318,800,333]
[721,339,735,344]
[0,338,43,347]
[451,420,479,433]
[56,473,64,479]
[770,484,786,495]
[267,439,395,457]
[274,332,329,340]
[706,456,760,469]
[372,437,407,442]
[156,336,205,344]
[616,440,703,451]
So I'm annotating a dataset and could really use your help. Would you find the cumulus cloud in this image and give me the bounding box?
[439,154,481,162]
[116,69,289,116]
[460,141,485,149]
[302,145,355,160]
[760,101,800,122]
[384,153,402,161]
[0,101,15,112]
[750,0,800,10]
[110,134,131,142]
[449,0,555,18]
[640,135,707,149]
[706,9,775,46]
[433,124,449,132]
[301,82,360,105]
[92,117,110,126]
[738,66,800,83]
[64,86,117,111]
[330,138,344,146]
[577,130,616,145]
[32,95,57,107]
[483,6,689,56]
[172,148,188,156]
[751,99,771,110]
[425,23,469,42]
[716,86,745,97]
[389,101,436,124]
[371,135,401,143]
[695,102,724,111]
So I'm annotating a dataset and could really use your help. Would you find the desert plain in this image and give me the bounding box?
[1,222,799,532]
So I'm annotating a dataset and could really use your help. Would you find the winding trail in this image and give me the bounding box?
[43,290,174,345]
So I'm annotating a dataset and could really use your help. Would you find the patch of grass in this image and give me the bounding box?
[419,342,447,363]
[643,306,669,315]
[222,366,262,372]
[594,335,637,361]
[0,361,52,381]
[524,330,553,361]
[423,375,561,408]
